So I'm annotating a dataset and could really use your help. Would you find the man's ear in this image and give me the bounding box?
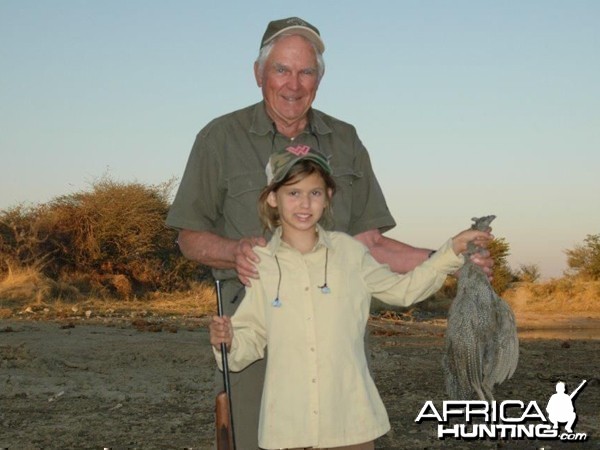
[254,61,262,87]
[266,191,278,208]
[327,188,334,201]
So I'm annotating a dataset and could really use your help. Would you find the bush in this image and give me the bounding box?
[565,234,600,280]
[0,177,207,299]
[514,263,541,283]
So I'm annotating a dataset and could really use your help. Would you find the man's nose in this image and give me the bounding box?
[286,73,301,90]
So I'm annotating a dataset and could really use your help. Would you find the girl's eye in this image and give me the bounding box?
[312,190,322,196]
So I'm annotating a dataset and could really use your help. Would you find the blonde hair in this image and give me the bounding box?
[258,160,336,231]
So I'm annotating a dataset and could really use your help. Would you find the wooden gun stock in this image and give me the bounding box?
[216,391,234,450]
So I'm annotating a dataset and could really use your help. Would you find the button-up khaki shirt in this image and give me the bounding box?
[216,226,464,449]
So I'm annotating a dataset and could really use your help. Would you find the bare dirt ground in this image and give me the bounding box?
[1,313,599,449]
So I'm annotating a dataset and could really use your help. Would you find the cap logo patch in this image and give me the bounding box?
[286,145,311,156]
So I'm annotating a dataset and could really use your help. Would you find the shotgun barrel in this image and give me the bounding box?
[214,279,236,450]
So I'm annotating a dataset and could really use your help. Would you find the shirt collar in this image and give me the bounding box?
[267,224,333,255]
[250,101,332,137]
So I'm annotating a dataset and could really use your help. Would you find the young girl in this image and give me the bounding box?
[210,145,492,450]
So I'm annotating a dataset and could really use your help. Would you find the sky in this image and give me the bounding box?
[1,1,598,279]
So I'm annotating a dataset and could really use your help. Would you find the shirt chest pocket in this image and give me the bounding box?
[331,166,363,232]
[224,171,267,237]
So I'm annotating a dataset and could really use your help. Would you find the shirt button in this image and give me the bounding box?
[310,347,315,352]
[304,286,309,291]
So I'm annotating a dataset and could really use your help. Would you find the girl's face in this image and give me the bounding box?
[267,172,332,235]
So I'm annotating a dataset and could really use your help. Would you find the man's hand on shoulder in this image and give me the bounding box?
[235,236,267,286]
[177,230,267,285]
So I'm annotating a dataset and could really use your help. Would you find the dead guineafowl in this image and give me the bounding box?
[443,215,519,402]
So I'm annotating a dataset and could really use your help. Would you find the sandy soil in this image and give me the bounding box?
[1,314,598,449]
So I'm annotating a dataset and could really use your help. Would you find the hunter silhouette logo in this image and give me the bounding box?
[546,379,587,433]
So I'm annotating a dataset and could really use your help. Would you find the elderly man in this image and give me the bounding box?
[167,17,491,449]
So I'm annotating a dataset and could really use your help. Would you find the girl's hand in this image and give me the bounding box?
[209,315,234,352]
[451,229,493,256]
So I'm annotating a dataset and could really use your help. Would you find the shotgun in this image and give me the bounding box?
[215,279,236,450]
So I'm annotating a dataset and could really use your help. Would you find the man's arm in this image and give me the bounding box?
[354,228,493,276]
[354,229,430,274]
[177,229,266,285]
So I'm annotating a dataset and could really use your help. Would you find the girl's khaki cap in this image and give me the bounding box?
[266,145,332,184]
[260,17,325,53]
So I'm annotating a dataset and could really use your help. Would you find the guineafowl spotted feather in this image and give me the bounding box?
[443,215,519,402]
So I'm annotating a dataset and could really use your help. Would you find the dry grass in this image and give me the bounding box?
[504,278,600,315]
[0,264,76,306]
[0,266,217,320]
[2,266,599,322]
[374,277,600,320]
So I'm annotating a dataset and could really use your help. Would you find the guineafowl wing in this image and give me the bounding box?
[489,295,519,385]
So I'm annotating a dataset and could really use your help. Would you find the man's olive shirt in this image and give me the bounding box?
[166,102,396,280]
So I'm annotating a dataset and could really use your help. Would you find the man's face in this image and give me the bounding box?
[255,35,320,130]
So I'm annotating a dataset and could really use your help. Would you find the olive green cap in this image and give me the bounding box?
[266,145,332,184]
[260,17,325,53]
